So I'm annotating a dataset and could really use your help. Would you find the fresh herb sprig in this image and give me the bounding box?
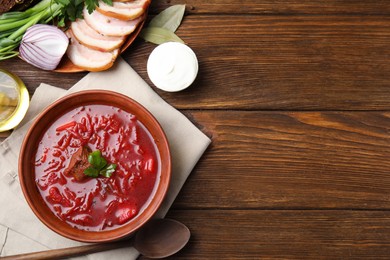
[54,0,113,27]
[85,0,112,14]
[84,150,117,178]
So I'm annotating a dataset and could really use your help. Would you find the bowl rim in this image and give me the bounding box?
[18,90,171,242]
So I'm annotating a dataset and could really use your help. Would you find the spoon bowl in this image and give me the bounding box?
[1,219,190,260]
[135,218,191,258]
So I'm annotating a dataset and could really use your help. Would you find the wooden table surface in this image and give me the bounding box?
[1,1,390,259]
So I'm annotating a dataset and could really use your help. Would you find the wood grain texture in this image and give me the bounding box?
[0,1,389,259]
[150,0,390,15]
[171,111,390,209]
[125,15,390,110]
[4,15,389,110]
[140,210,390,259]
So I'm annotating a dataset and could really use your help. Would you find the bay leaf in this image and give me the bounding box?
[149,4,185,32]
[140,27,185,45]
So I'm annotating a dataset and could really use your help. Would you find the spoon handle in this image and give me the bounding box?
[0,240,130,260]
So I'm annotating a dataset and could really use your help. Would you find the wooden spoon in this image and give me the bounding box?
[1,219,190,260]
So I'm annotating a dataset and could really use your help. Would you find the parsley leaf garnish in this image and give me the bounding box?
[84,150,117,178]
[85,0,112,14]
[84,0,99,14]
[54,0,113,27]
[100,164,117,178]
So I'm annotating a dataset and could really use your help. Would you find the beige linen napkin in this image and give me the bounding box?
[0,58,211,258]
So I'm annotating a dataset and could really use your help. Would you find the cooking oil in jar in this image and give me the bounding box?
[0,69,29,132]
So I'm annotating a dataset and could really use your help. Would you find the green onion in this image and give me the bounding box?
[0,0,115,61]
[0,0,61,61]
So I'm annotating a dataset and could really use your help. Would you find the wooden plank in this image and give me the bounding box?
[1,15,390,110]
[171,111,390,210]
[125,15,390,110]
[139,210,390,259]
[150,0,390,15]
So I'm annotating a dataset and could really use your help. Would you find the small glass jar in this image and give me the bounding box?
[0,69,29,132]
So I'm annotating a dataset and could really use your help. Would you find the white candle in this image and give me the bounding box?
[147,42,198,92]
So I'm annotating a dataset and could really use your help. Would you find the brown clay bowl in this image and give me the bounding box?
[18,90,171,242]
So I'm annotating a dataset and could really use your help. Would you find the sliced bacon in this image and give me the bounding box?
[66,29,119,71]
[83,8,144,37]
[96,0,150,20]
[71,19,125,52]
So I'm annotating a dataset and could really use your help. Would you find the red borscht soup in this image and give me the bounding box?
[34,105,160,231]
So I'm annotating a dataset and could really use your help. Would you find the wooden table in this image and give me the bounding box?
[1,1,390,259]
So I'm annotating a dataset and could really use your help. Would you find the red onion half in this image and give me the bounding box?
[19,24,69,70]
